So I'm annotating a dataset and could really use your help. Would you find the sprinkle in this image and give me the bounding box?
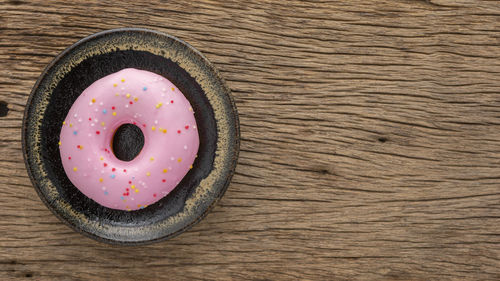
[171,100,174,104]
[101,122,105,127]
[123,169,127,172]
[135,189,139,193]
[143,87,147,91]
[162,179,166,182]
[102,109,107,114]
[121,79,125,82]
[163,169,168,173]
[104,191,109,195]
[129,101,133,104]
[131,185,135,189]
[185,125,189,130]
[151,126,156,131]
[68,157,71,160]
[69,123,73,127]
[112,106,115,110]
[162,129,167,133]
[100,156,104,161]
[171,87,175,91]
[134,97,138,102]
[126,93,130,98]
[77,145,83,149]
[150,157,154,161]
[91,98,96,103]
[156,102,163,109]
[190,165,193,169]
[113,83,117,87]
[63,121,66,125]
[112,168,116,172]
[99,178,103,182]
[112,112,117,116]
[73,167,77,171]
[110,174,116,179]
[115,93,119,96]
[58,141,61,146]
[153,193,157,197]
[177,130,181,134]
[188,107,193,112]
[96,131,100,135]
[103,163,107,167]
[177,158,182,163]
[146,172,151,176]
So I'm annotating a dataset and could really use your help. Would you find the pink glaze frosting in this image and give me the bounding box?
[59,68,199,211]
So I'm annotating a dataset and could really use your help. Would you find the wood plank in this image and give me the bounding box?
[0,0,499,280]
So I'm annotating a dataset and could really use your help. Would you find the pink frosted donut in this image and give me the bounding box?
[58,68,199,211]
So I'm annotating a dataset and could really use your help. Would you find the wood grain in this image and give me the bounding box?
[1,0,500,280]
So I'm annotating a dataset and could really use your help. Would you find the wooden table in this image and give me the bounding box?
[1,1,499,280]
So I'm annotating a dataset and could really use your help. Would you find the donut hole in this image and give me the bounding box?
[112,123,144,161]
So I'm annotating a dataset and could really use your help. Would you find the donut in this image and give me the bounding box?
[58,68,199,211]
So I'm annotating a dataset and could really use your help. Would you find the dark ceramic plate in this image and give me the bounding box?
[22,28,239,245]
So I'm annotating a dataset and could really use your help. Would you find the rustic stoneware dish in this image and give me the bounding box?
[22,28,239,245]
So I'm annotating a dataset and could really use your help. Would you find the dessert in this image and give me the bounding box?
[59,68,199,210]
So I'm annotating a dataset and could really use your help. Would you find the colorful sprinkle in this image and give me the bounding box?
[68,157,71,160]
[104,191,109,195]
[69,123,73,127]
[110,174,116,179]
[156,102,163,109]
[146,172,151,176]
[185,125,189,130]
[113,83,117,87]
[151,126,156,131]
[177,130,181,134]
[99,178,103,182]
[126,93,131,98]
[189,165,193,169]
[73,131,78,135]
[162,179,166,182]
[134,97,138,102]
[121,79,125,82]
[101,122,105,127]
[143,87,147,91]
[102,109,107,114]
[150,157,154,161]
[63,121,66,125]
[171,87,175,91]
[73,167,77,172]
[163,169,168,173]
[135,189,139,193]
[96,131,100,135]
[58,141,61,146]
[91,98,96,103]
[112,106,116,110]
[100,156,104,161]
[112,112,116,116]
[171,100,174,104]
[162,129,167,133]
[177,158,182,163]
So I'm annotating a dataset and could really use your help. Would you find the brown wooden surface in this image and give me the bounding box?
[1,0,500,280]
